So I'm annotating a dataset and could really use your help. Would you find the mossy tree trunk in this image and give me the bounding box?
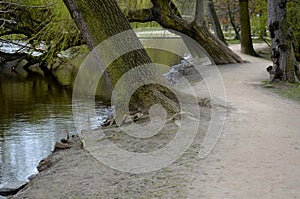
[239,0,257,56]
[268,0,300,82]
[125,0,243,65]
[63,0,180,118]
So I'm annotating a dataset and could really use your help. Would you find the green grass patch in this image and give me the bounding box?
[262,81,300,102]
[226,38,267,45]
[226,39,240,45]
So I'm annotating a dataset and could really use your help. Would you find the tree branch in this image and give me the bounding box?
[123,0,243,64]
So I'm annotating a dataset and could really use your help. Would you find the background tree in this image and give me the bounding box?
[286,0,300,61]
[125,0,243,64]
[239,0,257,56]
[253,0,267,40]
[206,0,227,45]
[195,0,205,26]
[214,0,240,40]
[268,0,300,82]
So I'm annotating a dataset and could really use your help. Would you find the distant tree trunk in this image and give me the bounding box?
[226,0,240,40]
[125,0,243,64]
[195,0,205,26]
[206,0,227,45]
[63,0,180,118]
[239,0,257,56]
[268,0,300,82]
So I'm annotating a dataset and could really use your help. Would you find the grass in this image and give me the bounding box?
[226,39,241,45]
[226,39,271,59]
[224,38,300,103]
[262,80,300,103]
[226,38,268,45]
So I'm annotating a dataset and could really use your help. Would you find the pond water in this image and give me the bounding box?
[0,74,111,189]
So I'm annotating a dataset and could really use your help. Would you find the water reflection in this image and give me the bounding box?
[0,74,109,187]
[0,75,73,185]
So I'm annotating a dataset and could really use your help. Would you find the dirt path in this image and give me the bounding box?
[189,45,300,198]
[13,44,300,198]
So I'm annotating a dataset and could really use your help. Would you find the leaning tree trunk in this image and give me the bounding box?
[63,0,180,119]
[125,0,243,65]
[239,0,257,56]
[206,0,227,45]
[268,0,300,82]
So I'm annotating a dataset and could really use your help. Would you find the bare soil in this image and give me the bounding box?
[12,44,300,199]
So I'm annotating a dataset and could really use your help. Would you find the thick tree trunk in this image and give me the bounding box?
[206,0,227,45]
[125,0,243,65]
[63,0,180,118]
[239,0,257,56]
[268,0,300,82]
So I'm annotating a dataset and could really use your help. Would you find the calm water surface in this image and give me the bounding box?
[0,74,109,187]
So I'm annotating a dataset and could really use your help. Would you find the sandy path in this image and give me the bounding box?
[13,44,300,199]
[189,45,300,198]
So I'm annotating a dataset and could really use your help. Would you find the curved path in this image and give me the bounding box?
[189,45,300,198]
[13,44,300,199]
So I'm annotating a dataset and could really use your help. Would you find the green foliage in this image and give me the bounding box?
[287,1,300,60]
[29,1,81,64]
[0,0,81,64]
[249,0,267,38]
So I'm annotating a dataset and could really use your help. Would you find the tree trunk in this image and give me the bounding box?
[239,0,257,56]
[268,0,300,82]
[125,0,243,65]
[226,0,240,40]
[195,0,205,27]
[206,0,227,45]
[63,0,180,119]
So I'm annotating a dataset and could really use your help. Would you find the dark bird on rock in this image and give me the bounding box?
[61,130,70,143]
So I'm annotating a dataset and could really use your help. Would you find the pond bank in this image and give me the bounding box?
[11,44,300,198]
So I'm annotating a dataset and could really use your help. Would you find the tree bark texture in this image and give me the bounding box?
[63,0,180,118]
[268,0,300,82]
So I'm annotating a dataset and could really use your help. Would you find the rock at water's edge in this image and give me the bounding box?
[0,181,28,196]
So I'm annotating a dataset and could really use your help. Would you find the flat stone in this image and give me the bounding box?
[0,181,28,196]
[54,142,71,151]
